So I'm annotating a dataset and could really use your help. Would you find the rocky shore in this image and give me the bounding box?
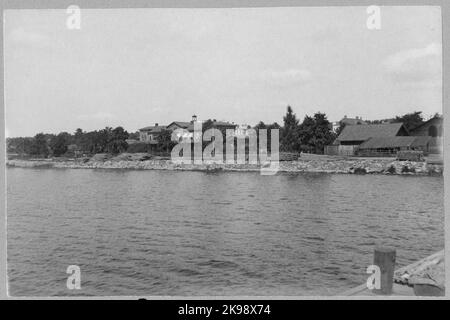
[6,153,443,175]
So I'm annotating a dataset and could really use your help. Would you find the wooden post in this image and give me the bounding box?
[373,247,396,295]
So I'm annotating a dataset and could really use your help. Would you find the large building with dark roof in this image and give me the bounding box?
[327,119,442,156]
[335,123,409,146]
[138,123,167,144]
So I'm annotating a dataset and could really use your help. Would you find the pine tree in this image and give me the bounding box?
[280,106,300,152]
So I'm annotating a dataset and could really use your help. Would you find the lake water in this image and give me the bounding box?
[7,168,444,296]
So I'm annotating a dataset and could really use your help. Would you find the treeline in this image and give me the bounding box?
[7,127,130,157]
[11,106,431,158]
[6,106,337,157]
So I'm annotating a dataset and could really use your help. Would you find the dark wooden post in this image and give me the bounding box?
[373,247,396,295]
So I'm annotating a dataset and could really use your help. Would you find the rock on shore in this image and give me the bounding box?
[6,153,443,176]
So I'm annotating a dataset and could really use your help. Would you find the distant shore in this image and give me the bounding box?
[6,153,443,176]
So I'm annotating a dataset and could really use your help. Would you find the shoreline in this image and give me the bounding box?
[6,156,444,176]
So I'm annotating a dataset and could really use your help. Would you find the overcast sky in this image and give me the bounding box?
[4,6,442,137]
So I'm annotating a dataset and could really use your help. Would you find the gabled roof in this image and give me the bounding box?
[167,121,195,132]
[139,125,167,133]
[359,136,431,149]
[168,120,237,131]
[167,121,191,129]
[336,123,408,142]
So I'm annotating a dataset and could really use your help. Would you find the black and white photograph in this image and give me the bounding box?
[2,2,446,299]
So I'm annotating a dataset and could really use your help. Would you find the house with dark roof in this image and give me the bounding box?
[139,115,238,143]
[327,120,441,156]
[335,123,409,144]
[138,123,167,144]
[164,115,198,133]
[326,123,410,156]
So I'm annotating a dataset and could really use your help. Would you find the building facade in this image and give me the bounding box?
[139,115,238,143]
[326,117,443,157]
[138,123,167,143]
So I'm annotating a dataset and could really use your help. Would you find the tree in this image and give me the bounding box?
[280,106,300,152]
[254,121,267,132]
[106,126,129,154]
[99,127,113,152]
[7,137,35,155]
[49,132,70,156]
[335,122,346,137]
[393,111,424,131]
[81,131,96,153]
[157,129,176,153]
[73,128,84,145]
[297,115,315,153]
[310,112,335,154]
[298,112,334,154]
[30,133,50,157]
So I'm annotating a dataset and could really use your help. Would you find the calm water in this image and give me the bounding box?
[7,168,444,296]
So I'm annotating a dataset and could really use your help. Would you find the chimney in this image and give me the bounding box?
[344,115,347,119]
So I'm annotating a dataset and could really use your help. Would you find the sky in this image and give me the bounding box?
[4,6,442,137]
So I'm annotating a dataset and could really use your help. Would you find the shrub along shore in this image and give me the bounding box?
[6,153,443,176]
